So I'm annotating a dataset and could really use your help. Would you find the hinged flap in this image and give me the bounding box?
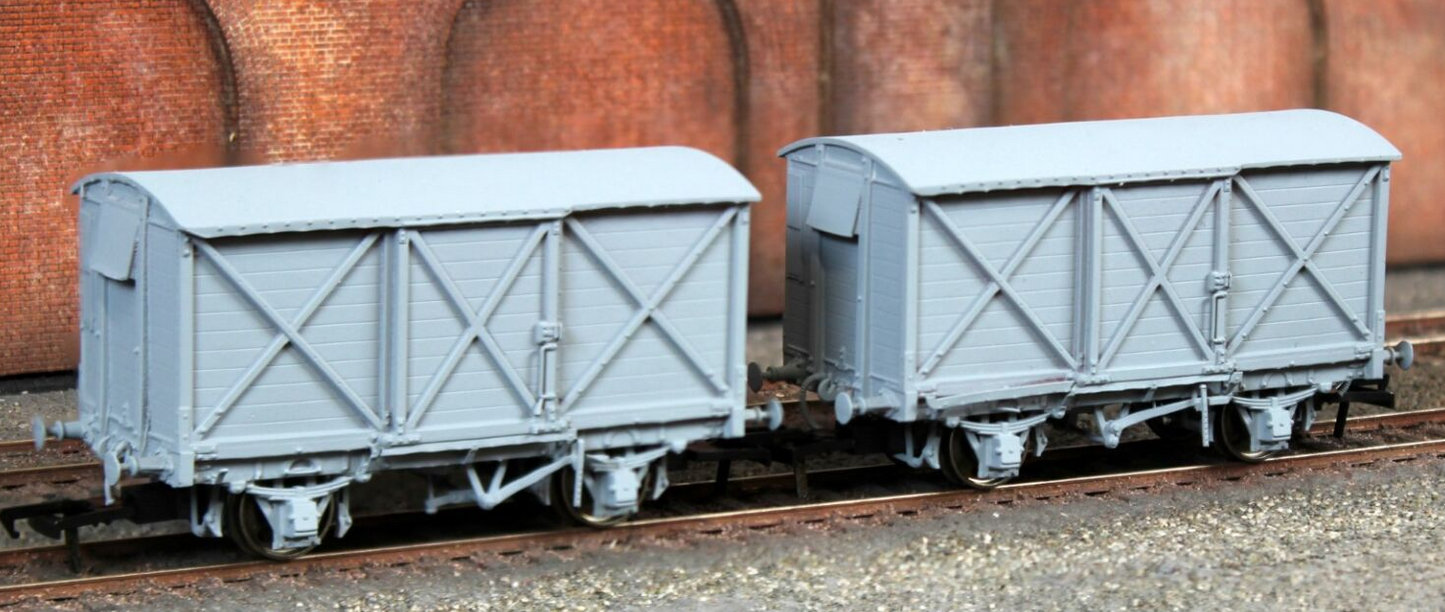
[806,165,865,238]
[89,200,144,281]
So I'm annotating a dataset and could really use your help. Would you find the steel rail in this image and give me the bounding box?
[2,436,1445,606]
[0,462,907,573]
[0,463,98,490]
[0,439,84,456]
[1308,406,1445,433]
[0,418,1424,574]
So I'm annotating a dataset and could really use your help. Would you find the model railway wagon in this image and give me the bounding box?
[4,109,1414,560]
[771,109,1413,486]
[16,147,763,558]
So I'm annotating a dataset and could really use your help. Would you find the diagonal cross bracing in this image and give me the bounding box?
[1228,167,1378,353]
[561,209,737,410]
[406,225,548,428]
[919,193,1078,377]
[193,236,386,434]
[1096,185,1218,368]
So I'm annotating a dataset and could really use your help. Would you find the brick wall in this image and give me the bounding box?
[441,0,736,157]
[0,0,230,376]
[994,0,1316,123]
[2,0,1444,375]
[828,0,993,134]
[206,0,463,160]
[1324,0,1445,264]
[734,0,819,314]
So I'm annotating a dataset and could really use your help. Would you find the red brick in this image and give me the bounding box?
[440,0,735,160]
[206,0,463,161]
[828,0,993,134]
[737,0,820,316]
[2,0,1443,377]
[995,0,1314,124]
[0,0,229,376]
[1324,0,1445,264]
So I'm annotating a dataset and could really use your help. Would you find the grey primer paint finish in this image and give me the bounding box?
[781,110,1405,480]
[70,147,759,546]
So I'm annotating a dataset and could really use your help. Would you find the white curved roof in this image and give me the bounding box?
[780,110,1400,196]
[74,147,760,238]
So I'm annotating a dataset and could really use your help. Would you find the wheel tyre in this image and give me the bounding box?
[224,492,333,561]
[937,437,967,487]
[939,427,1013,490]
[1214,405,1278,464]
[550,466,638,529]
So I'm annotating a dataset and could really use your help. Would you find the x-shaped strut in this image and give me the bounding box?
[919,193,1079,377]
[1096,184,1219,368]
[405,225,550,428]
[194,234,385,436]
[560,210,736,410]
[1228,168,1378,353]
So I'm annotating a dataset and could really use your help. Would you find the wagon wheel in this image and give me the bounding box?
[938,426,1014,490]
[1214,404,1278,464]
[224,492,334,561]
[550,466,653,529]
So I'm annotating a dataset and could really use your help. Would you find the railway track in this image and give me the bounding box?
[0,432,1442,607]
[0,464,95,491]
[0,408,1442,604]
[0,438,92,491]
[0,439,85,461]
[0,440,80,456]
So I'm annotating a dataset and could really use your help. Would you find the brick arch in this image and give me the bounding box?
[204,0,465,161]
[827,0,994,135]
[0,0,234,375]
[440,0,737,161]
[193,0,242,146]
